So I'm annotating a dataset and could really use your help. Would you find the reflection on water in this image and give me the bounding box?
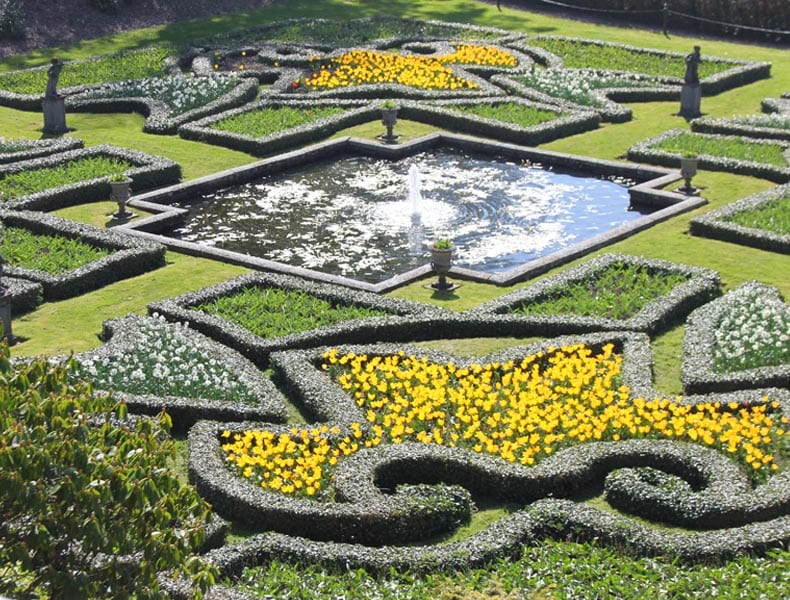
[170,149,642,283]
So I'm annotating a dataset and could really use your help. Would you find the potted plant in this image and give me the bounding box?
[679,152,698,194]
[429,238,455,290]
[379,100,400,143]
[108,173,134,219]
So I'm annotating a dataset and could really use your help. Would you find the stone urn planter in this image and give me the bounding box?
[0,289,11,343]
[379,103,400,144]
[680,155,698,195]
[109,176,134,220]
[428,239,457,291]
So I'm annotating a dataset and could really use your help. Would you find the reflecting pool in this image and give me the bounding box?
[169,149,644,283]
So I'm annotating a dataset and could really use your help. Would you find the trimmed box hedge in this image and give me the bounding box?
[188,332,660,543]
[148,271,453,369]
[0,136,84,165]
[69,314,289,432]
[0,209,166,300]
[66,76,260,135]
[682,281,790,393]
[689,183,789,254]
[466,253,721,335]
[627,129,790,184]
[0,144,181,211]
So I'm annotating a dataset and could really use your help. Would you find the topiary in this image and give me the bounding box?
[0,336,218,599]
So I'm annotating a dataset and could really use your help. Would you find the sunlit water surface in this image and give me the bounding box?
[170,149,642,283]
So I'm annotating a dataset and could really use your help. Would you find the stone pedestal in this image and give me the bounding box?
[42,96,68,135]
[680,84,701,118]
[0,293,12,342]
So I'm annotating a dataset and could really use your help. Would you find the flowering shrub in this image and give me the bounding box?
[77,75,240,116]
[221,344,787,499]
[712,286,790,372]
[70,314,261,404]
[297,48,485,91]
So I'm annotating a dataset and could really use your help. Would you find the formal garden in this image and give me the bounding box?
[0,1,788,598]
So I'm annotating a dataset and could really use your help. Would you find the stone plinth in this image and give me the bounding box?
[42,96,68,135]
[680,84,701,118]
[0,293,11,342]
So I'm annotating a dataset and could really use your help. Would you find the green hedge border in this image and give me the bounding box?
[66,76,260,135]
[69,314,290,433]
[627,129,790,183]
[0,275,41,314]
[0,208,166,300]
[689,183,789,254]
[0,136,84,164]
[682,281,790,393]
[147,271,453,369]
[188,332,656,543]
[467,253,721,335]
[690,115,790,142]
[0,144,181,211]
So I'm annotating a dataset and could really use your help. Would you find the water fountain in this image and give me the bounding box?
[120,134,701,291]
[165,148,645,284]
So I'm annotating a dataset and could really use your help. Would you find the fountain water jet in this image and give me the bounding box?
[407,165,425,256]
[408,164,422,217]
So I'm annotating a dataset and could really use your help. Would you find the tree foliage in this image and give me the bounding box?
[0,338,217,599]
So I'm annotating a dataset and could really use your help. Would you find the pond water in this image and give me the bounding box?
[168,149,644,283]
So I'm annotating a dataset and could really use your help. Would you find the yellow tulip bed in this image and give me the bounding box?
[221,343,787,499]
[298,45,517,91]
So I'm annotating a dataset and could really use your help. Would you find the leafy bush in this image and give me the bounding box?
[0,0,24,39]
[0,340,217,599]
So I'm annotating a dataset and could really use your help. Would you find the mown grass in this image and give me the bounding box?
[0,225,110,274]
[510,262,690,320]
[195,286,389,338]
[2,2,789,598]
